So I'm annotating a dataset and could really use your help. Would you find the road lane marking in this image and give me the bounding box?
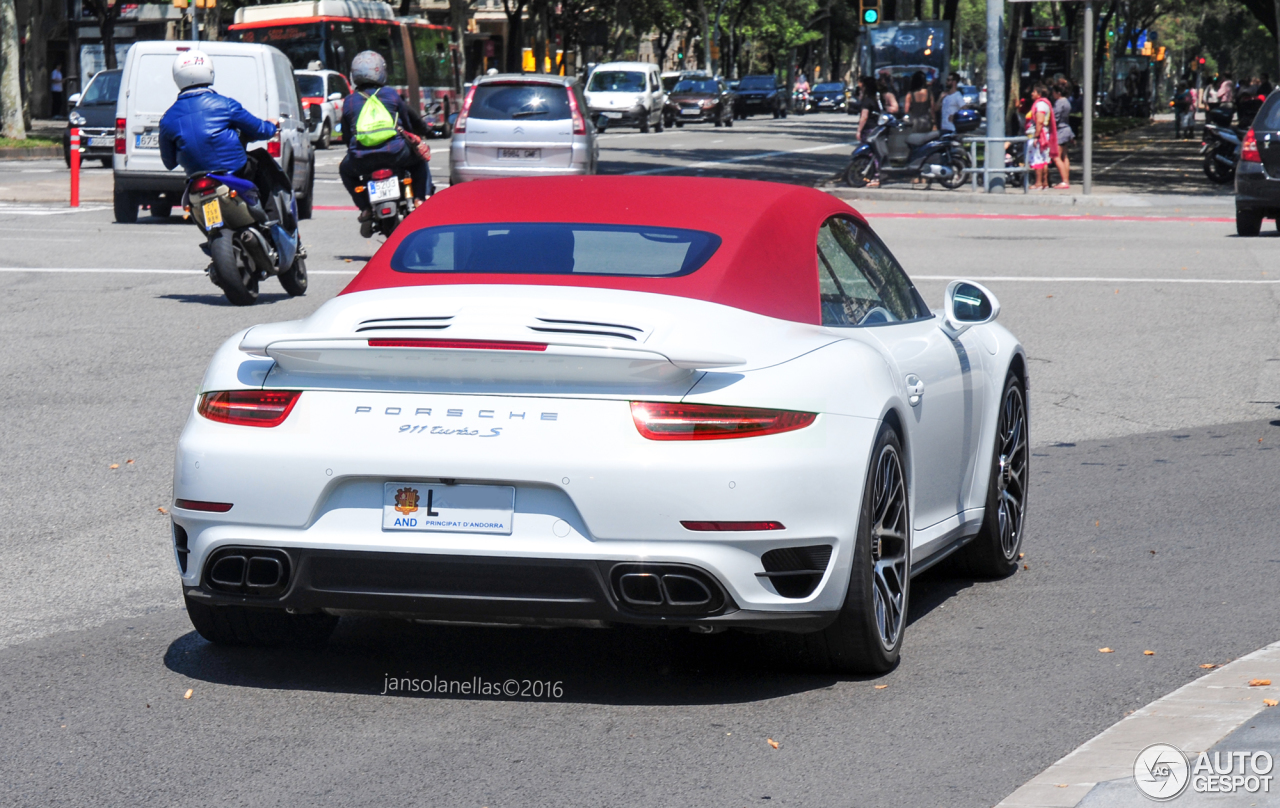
[0,267,359,275]
[864,212,1234,223]
[626,141,854,175]
[0,204,111,215]
[913,275,1280,284]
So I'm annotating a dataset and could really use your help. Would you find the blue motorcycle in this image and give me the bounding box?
[183,148,307,306]
[845,109,977,190]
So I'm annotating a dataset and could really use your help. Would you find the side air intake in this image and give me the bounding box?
[758,545,833,598]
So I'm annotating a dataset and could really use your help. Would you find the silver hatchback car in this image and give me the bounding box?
[449,74,598,184]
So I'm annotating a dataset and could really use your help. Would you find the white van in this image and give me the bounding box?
[583,61,664,133]
[112,41,314,224]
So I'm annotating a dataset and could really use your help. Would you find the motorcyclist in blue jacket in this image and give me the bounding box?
[159,50,290,222]
[339,50,433,235]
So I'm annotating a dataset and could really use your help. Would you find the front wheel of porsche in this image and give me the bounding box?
[953,371,1028,577]
[184,592,338,647]
[810,424,910,674]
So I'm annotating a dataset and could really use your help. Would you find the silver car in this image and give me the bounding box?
[449,74,598,184]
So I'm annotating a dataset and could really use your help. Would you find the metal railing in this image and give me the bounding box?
[960,135,1032,193]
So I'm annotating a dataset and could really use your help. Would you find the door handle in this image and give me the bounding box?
[905,374,924,407]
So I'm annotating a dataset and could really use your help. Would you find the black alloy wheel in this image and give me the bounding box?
[953,372,1029,577]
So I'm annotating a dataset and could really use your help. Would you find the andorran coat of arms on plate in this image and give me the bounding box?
[394,487,420,514]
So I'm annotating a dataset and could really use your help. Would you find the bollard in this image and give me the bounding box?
[69,127,80,208]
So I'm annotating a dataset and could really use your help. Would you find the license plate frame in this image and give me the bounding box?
[367,177,400,203]
[382,482,515,535]
[498,148,541,160]
[202,199,223,229]
[88,136,114,148]
[680,108,701,115]
[134,131,159,149]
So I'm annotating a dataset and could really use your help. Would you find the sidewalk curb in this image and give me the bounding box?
[995,641,1280,808]
[0,146,63,161]
[825,186,1233,208]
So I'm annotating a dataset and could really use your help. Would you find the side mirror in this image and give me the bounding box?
[68,93,82,106]
[942,279,1000,336]
[328,92,342,101]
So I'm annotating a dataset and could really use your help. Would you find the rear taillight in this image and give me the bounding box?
[566,87,586,135]
[267,131,281,158]
[368,338,547,351]
[197,390,301,427]
[371,168,394,180]
[1243,128,1261,162]
[189,176,219,195]
[454,85,476,134]
[630,402,817,441]
[115,117,126,154]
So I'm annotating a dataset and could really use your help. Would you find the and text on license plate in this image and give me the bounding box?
[134,131,159,149]
[498,148,541,160]
[202,199,223,228]
[383,482,515,535]
[368,177,399,202]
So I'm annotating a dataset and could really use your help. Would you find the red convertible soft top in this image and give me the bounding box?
[341,175,864,324]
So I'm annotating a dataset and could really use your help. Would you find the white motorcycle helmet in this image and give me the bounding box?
[173,50,214,90]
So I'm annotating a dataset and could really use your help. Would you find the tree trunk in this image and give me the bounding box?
[698,0,710,72]
[531,0,546,73]
[450,0,467,89]
[1004,1,1024,135]
[0,0,24,138]
[502,0,527,73]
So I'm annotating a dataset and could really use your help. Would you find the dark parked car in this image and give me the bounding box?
[669,77,735,127]
[63,69,122,168]
[811,82,847,113]
[1235,90,1280,235]
[734,74,786,119]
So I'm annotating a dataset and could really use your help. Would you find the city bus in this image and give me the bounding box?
[230,0,458,136]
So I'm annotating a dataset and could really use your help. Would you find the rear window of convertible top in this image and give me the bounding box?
[390,223,722,277]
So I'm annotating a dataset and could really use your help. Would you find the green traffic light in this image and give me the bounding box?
[863,8,879,23]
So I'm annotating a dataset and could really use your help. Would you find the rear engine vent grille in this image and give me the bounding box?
[356,316,454,333]
[173,523,189,574]
[759,545,833,599]
[528,317,643,341]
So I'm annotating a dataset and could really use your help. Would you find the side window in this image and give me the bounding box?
[275,53,302,118]
[330,75,350,98]
[649,71,659,92]
[816,216,926,326]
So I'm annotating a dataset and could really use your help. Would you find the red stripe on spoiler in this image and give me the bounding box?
[367,338,548,351]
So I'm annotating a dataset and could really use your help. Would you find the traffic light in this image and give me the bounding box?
[859,0,881,26]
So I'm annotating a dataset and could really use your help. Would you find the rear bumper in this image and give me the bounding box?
[590,107,648,126]
[1234,162,1280,211]
[449,163,590,183]
[183,547,838,632]
[114,170,187,195]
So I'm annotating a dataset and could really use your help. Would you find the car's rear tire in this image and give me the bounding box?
[807,424,910,674]
[297,157,315,220]
[1237,208,1263,237]
[725,111,733,128]
[150,203,172,219]
[655,115,664,133]
[113,189,138,224]
[100,158,113,169]
[640,116,650,133]
[279,254,308,296]
[318,121,331,150]
[952,371,1028,578]
[184,593,337,647]
[210,229,259,306]
[675,121,684,128]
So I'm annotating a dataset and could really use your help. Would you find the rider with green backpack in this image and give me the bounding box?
[338,51,433,230]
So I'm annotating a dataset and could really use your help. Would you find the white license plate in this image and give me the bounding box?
[498,148,541,160]
[383,482,514,535]
[88,136,113,147]
[681,108,701,115]
[134,131,159,149]
[367,177,400,203]
[603,112,622,119]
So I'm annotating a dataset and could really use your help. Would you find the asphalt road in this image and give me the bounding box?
[1,116,1278,807]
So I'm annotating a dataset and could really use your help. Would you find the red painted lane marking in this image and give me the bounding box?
[862,212,1235,223]
[314,205,361,211]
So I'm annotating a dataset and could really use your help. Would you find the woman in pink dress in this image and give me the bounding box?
[1024,84,1057,190]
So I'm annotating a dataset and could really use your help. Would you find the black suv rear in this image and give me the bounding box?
[1234,90,1280,235]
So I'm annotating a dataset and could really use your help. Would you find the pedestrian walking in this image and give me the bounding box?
[1051,83,1073,189]
[1025,84,1057,191]
[50,64,64,118]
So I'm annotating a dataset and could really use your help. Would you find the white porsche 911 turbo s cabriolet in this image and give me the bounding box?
[172,175,1028,673]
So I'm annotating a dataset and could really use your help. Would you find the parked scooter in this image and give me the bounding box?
[844,109,977,190]
[1201,123,1241,185]
[184,147,307,306]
